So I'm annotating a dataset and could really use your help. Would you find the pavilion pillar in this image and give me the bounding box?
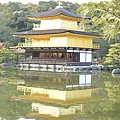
[64,49,67,61]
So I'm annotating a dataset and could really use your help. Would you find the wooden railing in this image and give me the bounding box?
[33,22,86,31]
[17,58,72,64]
[93,44,100,49]
[18,42,32,47]
[18,42,100,50]
[33,23,41,30]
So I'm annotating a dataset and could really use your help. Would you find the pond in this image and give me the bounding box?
[0,67,120,120]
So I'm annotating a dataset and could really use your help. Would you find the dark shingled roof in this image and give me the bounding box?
[28,7,90,19]
[12,29,101,37]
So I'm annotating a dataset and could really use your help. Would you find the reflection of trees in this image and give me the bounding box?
[0,67,21,82]
[0,67,120,119]
[0,83,31,119]
[82,72,120,120]
[0,67,31,119]
[105,81,120,103]
[104,76,120,119]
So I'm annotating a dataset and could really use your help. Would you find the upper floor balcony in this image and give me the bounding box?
[17,42,100,50]
[18,42,32,47]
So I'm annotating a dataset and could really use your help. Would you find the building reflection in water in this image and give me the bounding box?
[16,68,98,118]
[31,103,83,117]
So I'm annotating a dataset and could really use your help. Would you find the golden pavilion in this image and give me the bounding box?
[12,3,101,71]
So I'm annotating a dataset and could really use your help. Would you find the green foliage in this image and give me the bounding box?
[77,0,120,43]
[0,48,16,63]
[93,38,110,62]
[104,43,120,66]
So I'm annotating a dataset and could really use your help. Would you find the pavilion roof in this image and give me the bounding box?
[28,7,90,19]
[12,29,101,38]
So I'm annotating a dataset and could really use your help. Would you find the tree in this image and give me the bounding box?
[104,43,120,66]
[0,48,16,63]
[77,0,120,43]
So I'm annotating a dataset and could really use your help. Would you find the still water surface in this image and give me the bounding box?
[0,67,120,120]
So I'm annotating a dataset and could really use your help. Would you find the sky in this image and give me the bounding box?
[0,0,111,4]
